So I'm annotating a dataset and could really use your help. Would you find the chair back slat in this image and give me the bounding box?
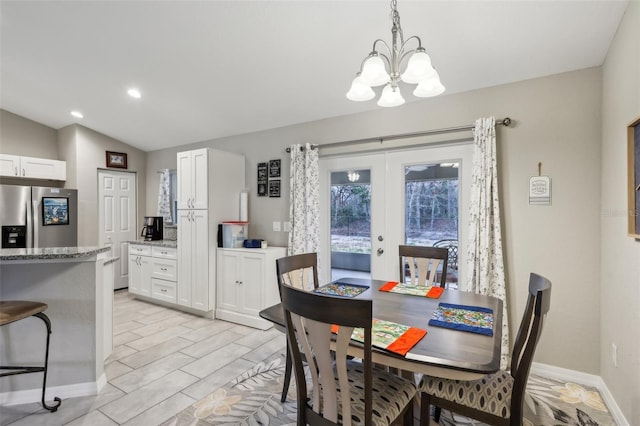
[399,245,449,287]
[277,252,319,291]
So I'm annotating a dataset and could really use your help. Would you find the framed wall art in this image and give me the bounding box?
[628,115,640,238]
[257,162,268,197]
[106,151,128,169]
[269,179,281,198]
[269,159,281,178]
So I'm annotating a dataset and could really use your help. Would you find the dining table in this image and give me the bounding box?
[259,277,503,380]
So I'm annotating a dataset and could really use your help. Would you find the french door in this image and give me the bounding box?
[319,143,472,286]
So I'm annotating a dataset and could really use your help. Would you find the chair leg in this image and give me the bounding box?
[420,393,431,426]
[34,313,62,412]
[280,341,292,402]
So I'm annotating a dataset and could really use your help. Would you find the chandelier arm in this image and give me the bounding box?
[400,35,422,51]
[371,38,392,55]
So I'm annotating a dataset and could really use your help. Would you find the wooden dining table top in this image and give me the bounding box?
[259,277,503,380]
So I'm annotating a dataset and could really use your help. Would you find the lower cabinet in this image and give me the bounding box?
[216,247,287,330]
[129,244,152,297]
[129,244,177,303]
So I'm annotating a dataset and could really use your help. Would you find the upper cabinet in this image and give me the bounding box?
[177,148,208,210]
[0,154,66,181]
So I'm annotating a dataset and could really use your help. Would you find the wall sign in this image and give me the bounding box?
[529,162,551,205]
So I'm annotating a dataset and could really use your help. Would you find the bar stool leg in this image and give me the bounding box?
[34,312,62,412]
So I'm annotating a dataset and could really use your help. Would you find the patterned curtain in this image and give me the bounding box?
[157,169,172,223]
[465,117,509,369]
[288,143,320,257]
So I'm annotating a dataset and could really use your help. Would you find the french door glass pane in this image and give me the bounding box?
[404,162,459,287]
[330,169,372,280]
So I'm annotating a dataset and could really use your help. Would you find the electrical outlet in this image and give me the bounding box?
[611,343,618,367]
[272,221,281,232]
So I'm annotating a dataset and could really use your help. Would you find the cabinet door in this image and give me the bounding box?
[240,252,266,318]
[128,255,142,294]
[177,210,192,306]
[191,148,208,209]
[176,151,192,210]
[139,255,152,296]
[0,154,20,177]
[217,250,240,311]
[20,156,65,180]
[191,209,209,310]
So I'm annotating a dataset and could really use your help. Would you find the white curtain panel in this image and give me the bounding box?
[288,143,320,257]
[465,117,510,369]
[157,169,172,223]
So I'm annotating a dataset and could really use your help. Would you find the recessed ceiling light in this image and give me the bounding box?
[70,110,84,119]
[127,88,141,99]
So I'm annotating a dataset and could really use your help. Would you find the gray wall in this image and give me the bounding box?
[0,109,58,158]
[600,2,640,424]
[147,67,604,379]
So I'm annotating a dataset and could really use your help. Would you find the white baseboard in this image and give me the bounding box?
[0,375,105,407]
[531,362,629,426]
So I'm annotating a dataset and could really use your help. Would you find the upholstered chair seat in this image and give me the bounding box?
[420,370,514,419]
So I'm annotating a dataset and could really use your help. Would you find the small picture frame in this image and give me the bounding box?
[257,182,267,197]
[269,159,281,178]
[269,179,281,197]
[106,151,128,169]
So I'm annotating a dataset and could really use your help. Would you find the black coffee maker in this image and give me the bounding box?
[141,216,163,241]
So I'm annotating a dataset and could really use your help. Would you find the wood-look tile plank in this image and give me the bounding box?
[180,342,252,379]
[118,337,194,369]
[121,392,196,426]
[110,352,196,393]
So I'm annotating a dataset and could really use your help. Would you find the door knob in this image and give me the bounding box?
[378,235,384,241]
[377,248,384,255]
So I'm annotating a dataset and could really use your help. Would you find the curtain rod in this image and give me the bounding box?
[285,117,512,153]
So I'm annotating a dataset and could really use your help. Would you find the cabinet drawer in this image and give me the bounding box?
[151,278,177,303]
[152,246,177,259]
[151,258,177,281]
[129,244,152,256]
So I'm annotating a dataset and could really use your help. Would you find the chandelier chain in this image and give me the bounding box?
[390,0,404,46]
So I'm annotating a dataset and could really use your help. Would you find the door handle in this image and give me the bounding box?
[378,235,384,241]
[377,248,384,255]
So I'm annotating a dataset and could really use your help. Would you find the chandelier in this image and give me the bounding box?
[346,0,445,107]
[347,171,360,182]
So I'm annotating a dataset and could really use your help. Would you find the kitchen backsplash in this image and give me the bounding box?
[164,225,177,241]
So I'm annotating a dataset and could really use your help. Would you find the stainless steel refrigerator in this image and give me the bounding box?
[0,185,78,248]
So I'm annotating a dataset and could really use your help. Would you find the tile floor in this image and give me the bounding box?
[1,290,287,426]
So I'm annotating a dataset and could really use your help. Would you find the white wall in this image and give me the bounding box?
[600,2,640,424]
[148,67,604,377]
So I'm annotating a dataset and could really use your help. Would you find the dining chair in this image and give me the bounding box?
[399,245,449,288]
[280,282,417,425]
[275,252,320,402]
[419,272,552,426]
[433,239,459,271]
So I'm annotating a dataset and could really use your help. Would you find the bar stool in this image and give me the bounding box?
[0,301,62,412]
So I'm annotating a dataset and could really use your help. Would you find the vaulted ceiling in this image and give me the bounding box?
[0,1,629,152]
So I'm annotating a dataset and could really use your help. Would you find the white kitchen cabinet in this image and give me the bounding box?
[0,154,66,180]
[216,247,287,329]
[128,244,152,297]
[177,209,209,310]
[176,148,208,210]
[176,147,245,317]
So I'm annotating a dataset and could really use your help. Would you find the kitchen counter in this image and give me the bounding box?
[0,246,112,404]
[129,239,177,248]
[0,246,110,262]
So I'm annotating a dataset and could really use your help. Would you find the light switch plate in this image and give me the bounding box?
[272,221,281,232]
[283,221,291,232]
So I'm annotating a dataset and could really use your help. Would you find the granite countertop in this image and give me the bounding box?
[129,239,178,248]
[0,246,111,261]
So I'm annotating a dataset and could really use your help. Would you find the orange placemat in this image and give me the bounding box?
[379,281,444,298]
[332,319,427,356]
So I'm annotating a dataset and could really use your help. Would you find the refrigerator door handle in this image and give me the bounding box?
[32,200,39,248]
[25,200,33,248]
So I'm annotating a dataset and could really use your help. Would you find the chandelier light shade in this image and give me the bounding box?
[347,0,445,107]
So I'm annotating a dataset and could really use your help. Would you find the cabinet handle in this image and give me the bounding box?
[22,168,25,176]
[161,267,167,271]
[14,167,18,176]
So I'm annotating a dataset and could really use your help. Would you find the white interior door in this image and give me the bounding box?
[320,143,472,285]
[98,170,137,290]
